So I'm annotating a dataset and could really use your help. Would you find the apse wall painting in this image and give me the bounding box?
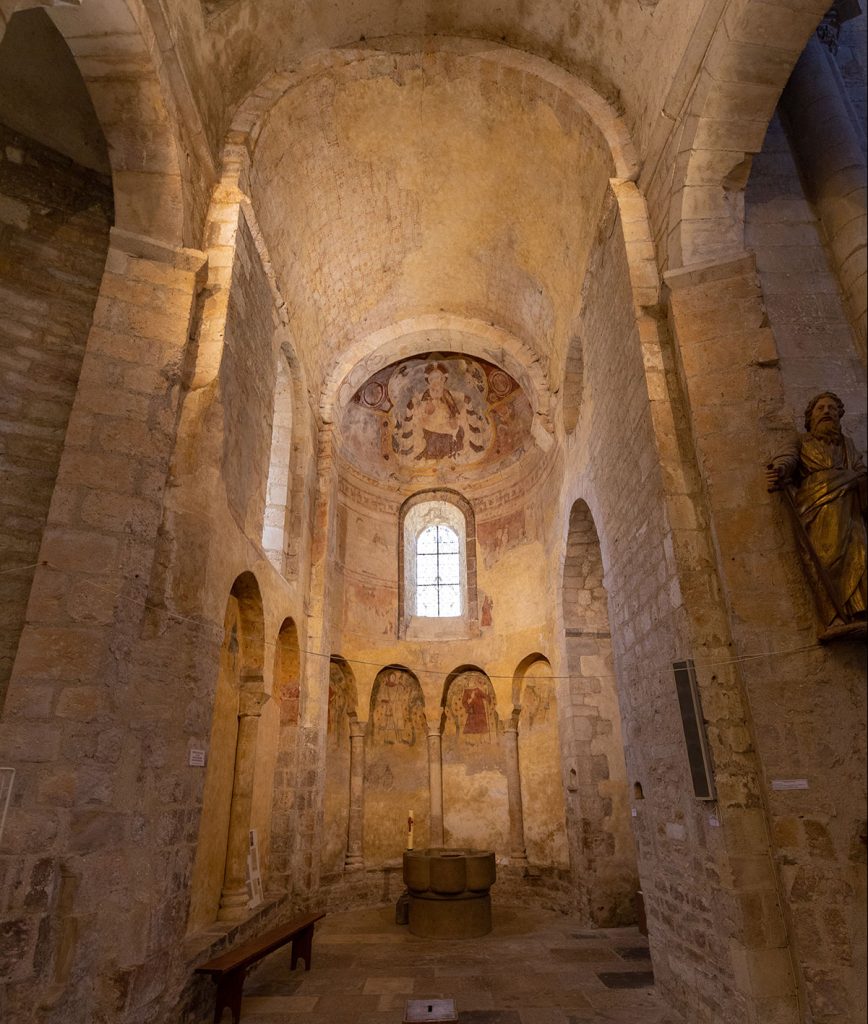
[365,667,429,864]
[344,353,532,479]
[441,670,509,852]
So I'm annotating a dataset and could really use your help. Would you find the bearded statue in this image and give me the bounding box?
[766,391,867,631]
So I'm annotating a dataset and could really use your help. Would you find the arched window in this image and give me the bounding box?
[416,523,461,617]
[399,491,478,638]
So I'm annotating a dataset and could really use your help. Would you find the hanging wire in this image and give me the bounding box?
[2,560,828,685]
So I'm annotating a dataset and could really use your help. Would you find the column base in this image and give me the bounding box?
[217,886,249,921]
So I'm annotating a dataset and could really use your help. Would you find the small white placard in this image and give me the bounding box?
[707,815,720,828]
[771,779,809,791]
[631,807,638,817]
[247,828,264,909]
[404,999,458,1023]
[188,749,207,767]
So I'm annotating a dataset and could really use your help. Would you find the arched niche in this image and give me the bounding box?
[187,571,265,931]
[267,617,301,890]
[560,500,636,925]
[321,655,357,877]
[441,666,508,854]
[364,665,428,864]
[513,654,569,870]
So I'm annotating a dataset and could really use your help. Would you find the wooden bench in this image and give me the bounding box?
[195,911,325,1023]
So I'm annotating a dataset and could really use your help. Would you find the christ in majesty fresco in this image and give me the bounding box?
[392,361,491,463]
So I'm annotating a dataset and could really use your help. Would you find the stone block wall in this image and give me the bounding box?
[0,124,112,710]
[665,246,867,1024]
[747,112,864,422]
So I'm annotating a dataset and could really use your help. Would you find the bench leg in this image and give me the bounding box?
[214,968,246,1024]
[290,924,314,971]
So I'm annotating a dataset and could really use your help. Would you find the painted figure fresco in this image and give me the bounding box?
[347,352,531,477]
[445,670,497,744]
[522,677,553,729]
[370,668,427,746]
[391,359,490,463]
[327,660,355,746]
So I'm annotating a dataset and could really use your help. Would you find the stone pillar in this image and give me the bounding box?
[218,689,269,921]
[344,716,366,871]
[294,425,339,892]
[502,708,528,868]
[427,725,444,847]
[664,252,867,1024]
[781,32,867,360]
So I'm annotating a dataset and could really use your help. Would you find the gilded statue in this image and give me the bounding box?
[766,391,867,632]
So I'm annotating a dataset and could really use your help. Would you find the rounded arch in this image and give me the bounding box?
[511,651,554,709]
[399,489,478,637]
[668,0,833,269]
[441,663,493,710]
[561,500,610,636]
[229,37,638,179]
[557,487,614,610]
[322,316,554,440]
[328,654,358,719]
[272,616,300,709]
[38,0,198,246]
[187,569,265,930]
[369,664,427,744]
[228,570,265,681]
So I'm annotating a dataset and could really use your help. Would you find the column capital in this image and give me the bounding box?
[348,716,367,739]
[504,706,522,734]
[238,691,270,718]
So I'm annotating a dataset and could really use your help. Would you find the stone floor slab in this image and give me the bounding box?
[236,905,681,1024]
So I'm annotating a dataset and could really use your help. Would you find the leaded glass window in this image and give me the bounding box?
[415,524,461,617]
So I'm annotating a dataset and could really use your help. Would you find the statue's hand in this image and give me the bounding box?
[766,463,786,491]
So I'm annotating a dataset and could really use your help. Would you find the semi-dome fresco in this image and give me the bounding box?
[342,352,533,480]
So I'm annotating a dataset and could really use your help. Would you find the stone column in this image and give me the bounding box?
[427,725,444,847]
[218,689,270,921]
[781,32,867,360]
[294,425,339,892]
[344,716,366,871]
[502,708,528,868]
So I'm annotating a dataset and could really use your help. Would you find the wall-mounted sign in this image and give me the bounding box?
[188,749,207,767]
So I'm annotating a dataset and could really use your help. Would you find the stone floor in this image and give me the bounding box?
[237,904,684,1024]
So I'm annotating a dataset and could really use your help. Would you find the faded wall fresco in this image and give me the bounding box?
[343,353,533,482]
[322,659,357,876]
[518,660,569,868]
[442,670,509,852]
[364,667,429,864]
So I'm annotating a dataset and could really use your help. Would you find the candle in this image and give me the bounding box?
[407,809,414,850]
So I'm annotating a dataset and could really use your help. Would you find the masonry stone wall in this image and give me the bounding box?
[747,112,865,425]
[0,124,112,710]
[558,202,742,1021]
